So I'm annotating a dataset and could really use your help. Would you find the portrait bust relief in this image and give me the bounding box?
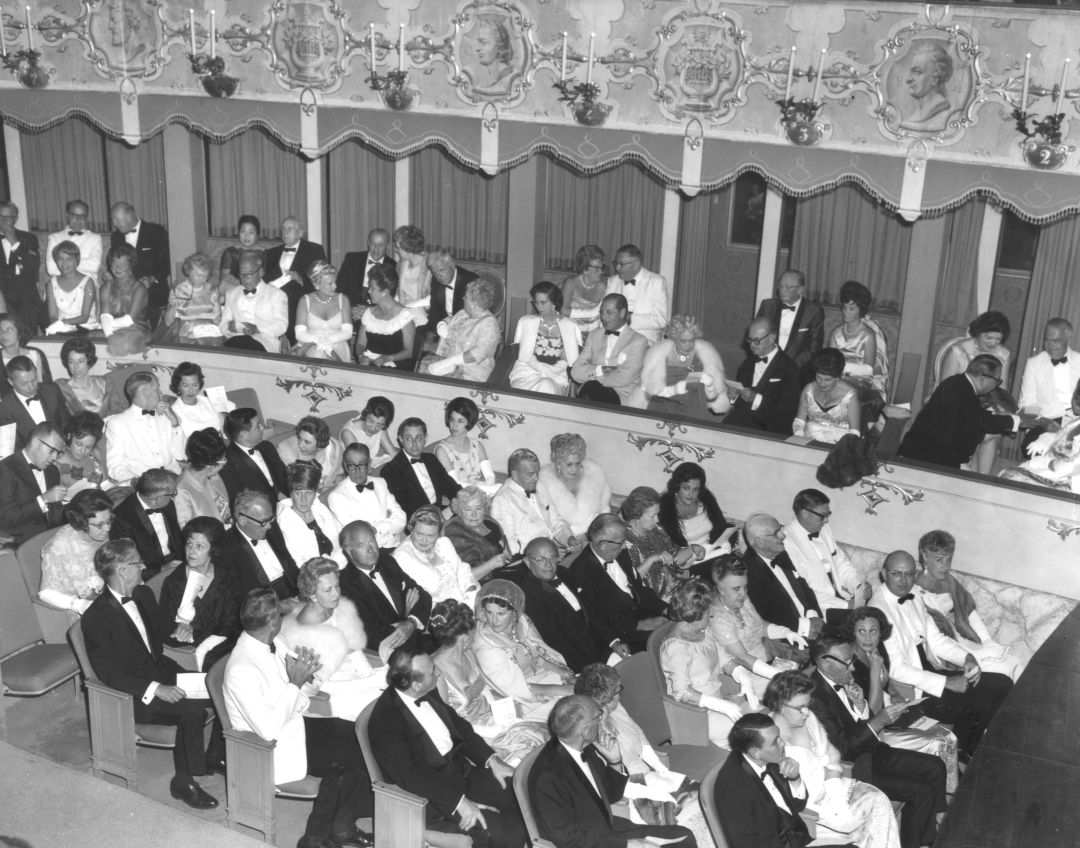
[880,35,974,141]
[86,0,164,78]
[454,5,531,103]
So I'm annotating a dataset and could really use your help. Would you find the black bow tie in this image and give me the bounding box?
[249,538,259,547]
[414,691,438,707]
[120,595,133,604]
[807,531,820,541]
[243,289,258,296]
[24,394,40,403]
[268,642,276,654]
[833,683,845,692]
[282,246,297,253]
[755,355,769,363]
[28,462,44,472]
[142,409,156,416]
[356,482,374,492]
[68,230,83,236]
[624,279,636,287]
[1051,357,1067,366]
[781,303,797,312]
[145,507,164,516]
[247,447,260,456]
[524,489,536,497]
[605,329,620,336]
[367,257,382,265]
[410,457,425,465]
[897,593,914,605]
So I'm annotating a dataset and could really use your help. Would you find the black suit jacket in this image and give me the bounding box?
[338,553,432,646]
[381,451,462,518]
[263,239,327,345]
[530,739,628,847]
[0,381,71,451]
[159,561,241,668]
[744,548,822,634]
[504,563,603,673]
[110,492,184,578]
[219,524,298,600]
[566,546,667,650]
[899,373,1017,469]
[757,297,824,370]
[0,450,62,543]
[427,266,478,332]
[337,251,397,310]
[219,440,290,505]
[714,751,811,848]
[808,670,882,780]
[369,685,495,819]
[110,220,171,289]
[725,350,802,435]
[0,228,41,304]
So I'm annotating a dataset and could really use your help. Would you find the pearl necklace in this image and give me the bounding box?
[312,291,335,304]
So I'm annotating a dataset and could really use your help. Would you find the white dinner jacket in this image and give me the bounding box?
[606,268,670,344]
[326,476,406,549]
[490,477,570,554]
[783,519,860,612]
[513,314,581,367]
[45,229,104,280]
[104,403,185,483]
[1018,349,1080,419]
[220,282,288,353]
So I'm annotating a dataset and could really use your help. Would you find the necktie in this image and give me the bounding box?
[807,530,820,541]
[625,278,636,287]
[410,457,425,465]
[781,304,797,312]
[1051,357,1067,366]
[307,519,333,556]
[282,246,297,253]
[68,230,83,236]
[356,482,374,492]
[142,409,156,416]
[897,593,914,604]
[24,394,40,403]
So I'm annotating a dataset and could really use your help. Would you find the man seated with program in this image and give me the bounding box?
[0,422,66,543]
[570,293,648,406]
[743,513,824,641]
[1017,317,1080,451]
[224,588,375,848]
[530,694,696,848]
[110,468,183,580]
[381,417,461,518]
[326,443,406,548]
[368,642,524,848]
[221,250,289,352]
[723,318,802,434]
[491,447,578,556]
[870,550,1013,761]
[104,370,185,486]
[0,356,70,451]
[220,490,298,599]
[219,406,290,505]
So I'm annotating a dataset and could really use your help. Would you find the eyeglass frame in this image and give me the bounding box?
[239,512,277,528]
[821,654,856,668]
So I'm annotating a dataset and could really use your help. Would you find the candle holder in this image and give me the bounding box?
[1012,108,1073,170]
[189,54,238,98]
[3,48,50,88]
[777,97,824,146]
[368,69,413,111]
[554,79,609,127]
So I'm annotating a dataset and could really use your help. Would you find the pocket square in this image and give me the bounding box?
[768,377,780,382]
[796,327,808,333]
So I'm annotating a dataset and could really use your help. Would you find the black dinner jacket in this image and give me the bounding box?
[566,545,667,650]
[110,491,184,578]
[757,297,825,370]
[381,451,462,518]
[0,450,62,543]
[219,440,290,505]
[110,220,171,288]
[899,373,1017,469]
[725,349,802,435]
[337,251,397,309]
[808,669,882,779]
[219,524,298,600]
[337,552,432,646]
[0,381,71,451]
[263,238,327,344]
[426,266,478,331]
[744,547,822,634]
[159,561,241,663]
[369,685,494,819]
[0,228,41,300]
[503,562,603,673]
[713,751,811,848]
[530,738,628,846]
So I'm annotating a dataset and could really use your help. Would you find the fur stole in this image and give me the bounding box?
[640,338,730,414]
[278,597,368,679]
[537,459,613,535]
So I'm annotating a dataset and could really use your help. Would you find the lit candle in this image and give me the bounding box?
[1,8,7,58]
[1058,57,1067,113]
[812,48,826,102]
[586,32,595,85]
[188,8,195,55]
[209,10,215,59]
[784,45,796,101]
[369,22,375,71]
[1020,53,1030,110]
[398,22,404,72]
[560,31,567,82]
[24,4,31,51]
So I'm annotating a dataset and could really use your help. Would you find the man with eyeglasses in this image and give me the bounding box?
[221,489,298,599]
[603,244,670,345]
[110,468,183,581]
[221,251,289,352]
[45,199,102,283]
[870,550,1012,761]
[756,269,824,373]
[724,317,802,434]
[425,247,479,340]
[807,631,946,848]
[0,355,70,451]
[219,406,290,505]
[0,422,66,543]
[0,201,41,333]
[899,353,1022,469]
[327,442,406,548]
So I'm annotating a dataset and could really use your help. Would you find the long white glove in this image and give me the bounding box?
[656,380,688,398]
[428,353,464,376]
[766,623,808,649]
[478,459,496,485]
[699,372,715,388]
[436,320,450,338]
[752,659,780,680]
[730,667,760,710]
[699,694,744,722]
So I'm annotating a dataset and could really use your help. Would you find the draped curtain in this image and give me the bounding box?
[206,128,306,240]
[673,192,711,319]
[788,184,912,312]
[543,157,664,271]
[104,133,167,229]
[20,119,114,232]
[409,146,509,264]
[326,140,395,265]
[934,199,983,326]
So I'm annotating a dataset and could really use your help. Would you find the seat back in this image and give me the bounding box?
[14,525,63,597]
[698,756,733,848]
[512,746,553,848]
[67,618,94,678]
[0,549,47,658]
[929,336,967,397]
[615,652,671,747]
[645,619,681,697]
[356,700,387,783]
[225,387,262,420]
[205,652,232,731]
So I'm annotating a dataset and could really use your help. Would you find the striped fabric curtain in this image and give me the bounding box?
[20,119,111,232]
[104,132,168,229]
[326,140,396,264]
[934,199,983,326]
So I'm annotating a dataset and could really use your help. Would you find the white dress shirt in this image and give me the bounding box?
[396,688,453,755]
[21,392,46,426]
[404,455,437,503]
[490,478,570,554]
[243,529,285,583]
[2,234,20,263]
[783,519,860,613]
[742,754,807,810]
[106,586,159,704]
[327,476,406,548]
[777,299,801,350]
[123,221,141,247]
[46,229,103,279]
[104,404,185,483]
[605,268,670,345]
[137,493,172,553]
[1018,349,1080,419]
[604,560,633,597]
[559,740,604,798]
[220,282,288,353]
[749,348,779,411]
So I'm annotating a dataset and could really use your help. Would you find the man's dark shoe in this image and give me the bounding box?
[170,777,219,809]
[206,755,226,775]
[328,827,375,848]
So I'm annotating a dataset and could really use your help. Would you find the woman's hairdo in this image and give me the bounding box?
[445,396,479,429]
[288,460,323,493]
[812,347,846,378]
[170,361,206,394]
[668,578,715,623]
[666,315,703,340]
[296,415,331,449]
[620,486,661,521]
[408,503,445,533]
[297,556,341,600]
[550,432,586,465]
[429,599,476,648]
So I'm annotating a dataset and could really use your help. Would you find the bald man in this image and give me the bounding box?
[262,215,327,345]
[724,318,802,434]
[756,269,824,371]
[0,202,41,332]
[109,202,171,316]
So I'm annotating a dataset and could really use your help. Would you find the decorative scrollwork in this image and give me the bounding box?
[106,358,173,374]
[654,419,688,438]
[627,432,714,473]
[1047,518,1080,541]
[855,476,926,516]
[275,363,352,413]
[474,407,525,440]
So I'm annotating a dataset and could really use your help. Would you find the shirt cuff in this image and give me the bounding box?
[407,615,424,632]
[1008,414,1021,431]
[789,777,807,799]
[797,618,811,637]
[595,365,603,379]
[142,682,160,705]
[750,392,762,411]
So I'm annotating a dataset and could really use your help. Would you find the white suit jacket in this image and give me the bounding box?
[490,477,570,554]
[783,519,860,612]
[1018,349,1080,419]
[869,583,971,698]
[220,282,288,353]
[45,229,104,280]
[326,476,406,549]
[104,403,185,483]
[606,268,669,344]
[569,324,649,404]
[513,314,581,367]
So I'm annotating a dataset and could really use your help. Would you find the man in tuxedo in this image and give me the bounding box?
[337,227,396,318]
[724,318,802,434]
[744,513,824,640]
[1018,318,1080,450]
[0,202,41,333]
[220,251,289,352]
[45,199,102,283]
[110,468,183,580]
[567,514,667,658]
[326,443,406,548]
[220,490,298,599]
[899,354,1021,469]
[82,539,220,810]
[603,244,669,345]
[262,215,327,345]
[368,643,524,848]
[504,537,606,673]
[808,632,947,848]
[104,371,185,485]
[756,269,824,373]
[109,202,170,316]
[425,248,478,337]
[570,294,648,406]
[337,520,432,656]
[869,550,1013,759]
[0,422,66,543]
[531,695,696,848]
[381,417,461,518]
[0,356,70,451]
[491,448,577,556]
[224,588,374,848]
[219,406,289,504]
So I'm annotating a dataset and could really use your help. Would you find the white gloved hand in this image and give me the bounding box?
[428,353,464,376]
[699,373,715,388]
[699,694,744,722]
[766,623,808,649]
[730,666,760,710]
[436,320,450,339]
[752,659,780,680]
[675,380,688,395]
[657,384,678,398]
[478,459,496,485]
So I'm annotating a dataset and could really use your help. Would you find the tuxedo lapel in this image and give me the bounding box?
[106,590,154,659]
[357,565,404,617]
[558,744,611,821]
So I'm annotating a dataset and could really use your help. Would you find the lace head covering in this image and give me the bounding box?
[474,578,525,620]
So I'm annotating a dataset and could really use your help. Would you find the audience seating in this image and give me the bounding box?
[511,747,558,848]
[143,562,199,671]
[14,526,70,644]
[876,351,923,460]
[204,654,321,845]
